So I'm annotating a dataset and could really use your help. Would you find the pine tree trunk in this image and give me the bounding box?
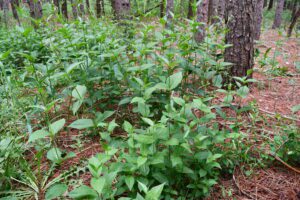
[287,8,300,37]
[272,0,285,29]
[195,0,209,42]
[61,0,68,18]
[217,0,225,19]
[187,0,194,19]
[10,0,20,25]
[254,0,264,40]
[0,0,3,10]
[263,0,267,8]
[101,0,104,15]
[160,0,165,17]
[86,0,90,13]
[166,0,173,28]
[111,0,130,19]
[208,0,217,23]
[70,0,78,18]
[224,0,255,78]
[79,3,85,16]
[53,0,60,14]
[28,0,36,19]
[35,0,43,18]
[3,0,8,26]
[96,0,101,17]
[268,0,273,10]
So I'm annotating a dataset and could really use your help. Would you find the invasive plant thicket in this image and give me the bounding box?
[0,15,299,200]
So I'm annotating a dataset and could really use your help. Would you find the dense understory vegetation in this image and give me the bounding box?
[0,2,299,200]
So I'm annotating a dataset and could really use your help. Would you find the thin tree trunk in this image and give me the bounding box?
[272,0,285,29]
[111,0,130,19]
[85,0,90,13]
[61,0,68,18]
[0,0,3,10]
[254,0,264,40]
[287,8,300,37]
[160,0,165,18]
[28,0,36,18]
[268,0,273,10]
[224,0,255,78]
[217,0,225,20]
[10,0,20,25]
[101,0,104,15]
[166,0,173,28]
[79,3,84,16]
[53,0,60,14]
[96,0,101,17]
[195,0,209,42]
[263,0,267,8]
[3,0,8,26]
[187,0,194,19]
[35,0,43,18]
[70,0,78,18]
[208,0,217,23]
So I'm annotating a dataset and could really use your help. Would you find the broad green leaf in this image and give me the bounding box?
[91,177,106,195]
[28,129,49,143]
[125,176,135,191]
[68,185,98,199]
[72,85,87,100]
[164,137,179,146]
[49,119,65,135]
[134,134,155,144]
[69,119,94,129]
[45,183,68,200]
[145,183,165,200]
[193,99,211,113]
[142,118,154,126]
[66,62,83,73]
[137,156,147,167]
[138,181,148,193]
[166,72,183,90]
[47,148,62,164]
[291,104,300,113]
[199,169,207,178]
[171,155,182,167]
[237,86,249,98]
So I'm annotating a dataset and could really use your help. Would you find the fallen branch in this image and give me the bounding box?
[269,152,300,174]
[259,108,300,123]
[232,173,255,200]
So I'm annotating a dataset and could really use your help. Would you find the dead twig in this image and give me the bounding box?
[269,153,300,174]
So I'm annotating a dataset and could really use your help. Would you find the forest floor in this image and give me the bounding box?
[47,30,300,199]
[208,30,300,200]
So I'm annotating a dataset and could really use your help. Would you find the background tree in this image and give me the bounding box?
[111,0,130,19]
[71,0,78,18]
[195,0,209,42]
[187,0,194,19]
[166,0,173,28]
[53,0,60,14]
[217,0,225,20]
[287,7,300,37]
[268,0,274,10]
[10,0,20,25]
[208,0,216,23]
[254,0,264,39]
[160,0,165,18]
[272,0,285,28]
[62,0,68,18]
[224,0,255,78]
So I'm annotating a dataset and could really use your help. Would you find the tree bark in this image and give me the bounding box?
[166,0,173,28]
[2,0,8,26]
[254,0,264,40]
[187,0,194,19]
[0,0,3,10]
[86,0,90,13]
[79,3,85,16]
[272,0,285,29]
[217,0,225,20]
[28,0,36,19]
[267,0,273,10]
[287,8,300,37]
[195,0,209,42]
[208,0,217,23]
[70,0,78,18]
[111,0,130,19]
[263,0,267,8]
[10,0,20,25]
[224,0,255,78]
[160,0,165,18]
[61,0,68,18]
[35,0,43,19]
[96,0,102,17]
[53,0,60,14]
